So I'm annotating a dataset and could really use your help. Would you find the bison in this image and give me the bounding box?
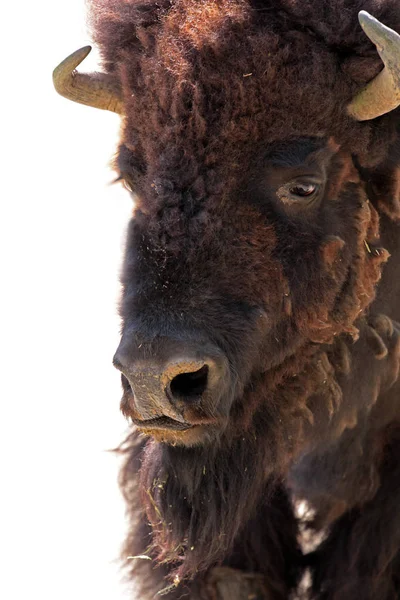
[53,1,400,599]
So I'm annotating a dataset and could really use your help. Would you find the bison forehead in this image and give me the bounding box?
[91,0,400,171]
[122,12,345,161]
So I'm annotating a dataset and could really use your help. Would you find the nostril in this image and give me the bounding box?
[170,364,209,401]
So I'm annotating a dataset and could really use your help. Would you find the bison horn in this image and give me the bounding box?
[53,46,123,114]
[348,11,400,121]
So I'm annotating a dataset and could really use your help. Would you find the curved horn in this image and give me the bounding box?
[53,46,123,114]
[348,11,400,121]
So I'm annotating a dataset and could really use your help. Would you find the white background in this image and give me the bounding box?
[2,1,133,598]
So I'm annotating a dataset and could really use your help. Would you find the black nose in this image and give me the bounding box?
[113,339,228,425]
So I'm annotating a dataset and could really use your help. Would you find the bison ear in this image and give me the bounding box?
[53,46,123,114]
[357,136,400,221]
[362,161,400,221]
[348,11,400,121]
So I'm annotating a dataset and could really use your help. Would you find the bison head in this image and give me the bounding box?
[54,2,400,451]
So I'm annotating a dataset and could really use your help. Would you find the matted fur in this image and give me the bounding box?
[85,1,400,598]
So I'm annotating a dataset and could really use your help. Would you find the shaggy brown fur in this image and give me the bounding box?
[85,1,400,598]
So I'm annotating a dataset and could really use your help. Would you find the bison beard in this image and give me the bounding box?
[120,430,302,597]
[54,0,400,598]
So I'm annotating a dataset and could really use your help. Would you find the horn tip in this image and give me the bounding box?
[78,45,93,57]
[53,45,93,75]
[53,46,93,91]
[358,10,400,54]
[358,10,378,32]
[358,10,373,22]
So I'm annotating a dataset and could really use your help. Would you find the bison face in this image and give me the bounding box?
[113,136,386,446]
[53,6,398,448]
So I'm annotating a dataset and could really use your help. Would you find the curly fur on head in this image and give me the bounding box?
[90,0,400,167]
[86,1,400,598]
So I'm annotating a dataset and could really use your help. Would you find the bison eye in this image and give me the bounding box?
[276,179,321,206]
[289,182,317,197]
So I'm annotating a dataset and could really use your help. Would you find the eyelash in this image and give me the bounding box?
[122,178,135,193]
[114,172,135,194]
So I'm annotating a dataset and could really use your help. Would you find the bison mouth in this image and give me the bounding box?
[130,415,194,431]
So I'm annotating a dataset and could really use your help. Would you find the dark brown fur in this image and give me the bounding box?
[85,1,400,598]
